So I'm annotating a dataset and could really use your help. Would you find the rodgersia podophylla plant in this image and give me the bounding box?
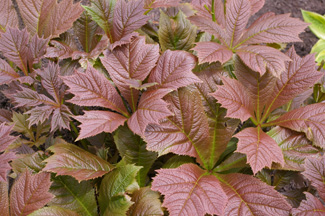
[0,0,324,215]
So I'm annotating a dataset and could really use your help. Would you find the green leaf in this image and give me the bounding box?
[50,176,97,216]
[11,151,46,174]
[43,143,114,181]
[311,39,325,56]
[214,153,247,173]
[114,125,157,187]
[162,155,195,169]
[82,0,116,40]
[29,206,79,216]
[98,160,141,216]
[302,10,325,40]
[158,10,197,51]
[127,187,163,216]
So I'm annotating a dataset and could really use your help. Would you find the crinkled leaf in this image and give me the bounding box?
[158,10,197,51]
[62,66,128,116]
[27,34,49,68]
[265,47,322,115]
[114,125,157,187]
[236,45,291,77]
[50,175,97,216]
[145,88,211,167]
[10,171,53,216]
[101,36,159,109]
[28,206,79,216]
[111,0,148,48]
[0,152,16,182]
[152,163,227,216]
[292,192,325,216]
[45,33,78,59]
[11,151,46,174]
[225,0,251,47]
[192,42,233,64]
[74,11,99,53]
[302,156,325,201]
[0,28,29,75]
[0,0,18,32]
[234,127,284,174]
[268,103,325,148]
[127,187,163,216]
[237,13,308,46]
[43,143,114,181]
[268,127,319,171]
[148,50,200,90]
[25,106,53,127]
[50,105,72,132]
[74,110,127,140]
[0,59,19,85]
[216,173,291,215]
[128,89,172,135]
[249,0,264,15]
[302,10,325,40]
[12,87,55,107]
[211,76,254,122]
[16,0,83,38]
[0,123,17,152]
[148,0,180,8]
[83,0,116,40]
[98,160,141,216]
[0,182,9,216]
[282,188,307,208]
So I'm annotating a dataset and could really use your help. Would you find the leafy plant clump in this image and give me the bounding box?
[0,0,324,215]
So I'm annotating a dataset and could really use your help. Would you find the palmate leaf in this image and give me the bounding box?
[0,123,17,152]
[0,0,18,32]
[158,10,197,52]
[235,127,284,174]
[0,182,9,216]
[152,163,227,216]
[0,59,20,85]
[268,127,319,171]
[192,42,233,64]
[16,0,83,38]
[216,173,291,215]
[101,36,159,110]
[148,50,201,90]
[43,143,114,181]
[28,206,79,216]
[50,176,97,216]
[0,152,16,182]
[127,187,163,216]
[10,171,53,216]
[302,156,325,201]
[98,160,141,216]
[114,125,157,187]
[292,192,325,216]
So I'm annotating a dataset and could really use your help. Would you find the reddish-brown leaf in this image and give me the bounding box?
[211,76,254,122]
[145,88,211,167]
[111,0,148,48]
[0,152,16,182]
[43,143,114,181]
[237,13,308,46]
[27,35,49,69]
[101,36,159,109]
[148,50,201,90]
[0,0,18,32]
[302,156,325,201]
[217,173,291,215]
[150,0,180,8]
[128,89,172,135]
[0,109,12,124]
[12,86,55,107]
[10,171,53,216]
[236,45,291,77]
[0,28,29,75]
[249,0,265,15]
[0,123,17,152]
[0,59,19,85]
[16,0,83,38]
[62,66,128,116]
[268,103,325,148]
[152,163,227,216]
[192,42,233,64]
[265,47,322,115]
[292,192,325,216]
[235,127,284,174]
[225,0,251,47]
[0,182,9,216]
[73,110,127,140]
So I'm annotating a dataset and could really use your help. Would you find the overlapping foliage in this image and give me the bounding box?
[0,0,324,215]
